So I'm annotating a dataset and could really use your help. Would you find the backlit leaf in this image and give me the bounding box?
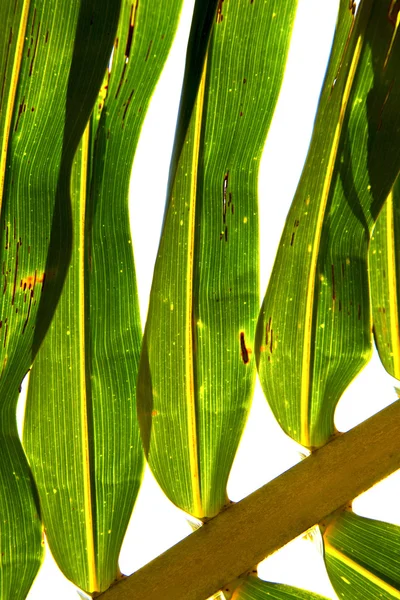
[369,176,400,379]
[323,510,400,599]
[231,575,329,600]
[137,0,298,519]
[256,0,400,449]
[23,0,183,594]
[0,0,120,596]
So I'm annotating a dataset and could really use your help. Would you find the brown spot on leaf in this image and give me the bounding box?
[12,241,20,305]
[265,317,272,346]
[124,3,136,60]
[145,40,153,61]
[22,294,33,333]
[14,99,26,132]
[29,17,41,77]
[122,89,134,121]
[223,171,229,223]
[240,332,249,364]
[216,0,224,22]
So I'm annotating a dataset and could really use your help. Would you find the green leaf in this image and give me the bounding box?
[137,0,298,519]
[323,510,400,599]
[0,0,120,596]
[231,576,329,600]
[256,0,400,449]
[369,176,400,379]
[23,0,184,594]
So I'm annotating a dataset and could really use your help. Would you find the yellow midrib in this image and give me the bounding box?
[186,55,208,519]
[300,36,363,447]
[385,191,400,378]
[0,0,31,211]
[325,542,400,598]
[79,125,98,591]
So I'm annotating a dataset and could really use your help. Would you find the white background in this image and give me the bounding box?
[20,1,400,598]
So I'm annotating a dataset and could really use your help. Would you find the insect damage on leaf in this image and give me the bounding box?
[14,100,26,132]
[144,40,153,61]
[115,1,140,99]
[219,226,228,241]
[240,332,250,364]
[28,8,41,77]
[216,0,225,23]
[20,272,46,290]
[220,171,233,242]
[290,219,300,246]
[11,240,20,305]
[265,316,272,349]
[223,170,229,223]
[124,6,135,60]
[122,88,134,122]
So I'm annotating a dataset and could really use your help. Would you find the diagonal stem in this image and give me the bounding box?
[99,399,400,600]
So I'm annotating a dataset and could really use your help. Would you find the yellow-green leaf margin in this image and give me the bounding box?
[0,1,120,597]
[137,0,298,519]
[256,0,400,449]
[23,0,184,594]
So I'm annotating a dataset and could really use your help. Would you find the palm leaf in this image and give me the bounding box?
[137,0,298,519]
[256,0,400,449]
[0,0,120,596]
[323,509,400,598]
[231,576,329,600]
[23,0,184,594]
[369,176,400,379]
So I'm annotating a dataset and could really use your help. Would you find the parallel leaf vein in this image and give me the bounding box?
[325,542,400,598]
[300,35,362,446]
[0,0,31,212]
[186,52,208,517]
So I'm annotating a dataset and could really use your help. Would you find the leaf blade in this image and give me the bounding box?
[232,576,329,600]
[138,0,300,518]
[0,0,121,595]
[256,0,400,448]
[323,510,400,599]
[24,0,184,592]
[369,177,400,379]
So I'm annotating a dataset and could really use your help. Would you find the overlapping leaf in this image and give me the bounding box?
[137,0,298,519]
[323,510,400,598]
[256,0,400,449]
[231,576,329,600]
[23,0,183,594]
[369,176,400,379]
[0,1,120,597]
